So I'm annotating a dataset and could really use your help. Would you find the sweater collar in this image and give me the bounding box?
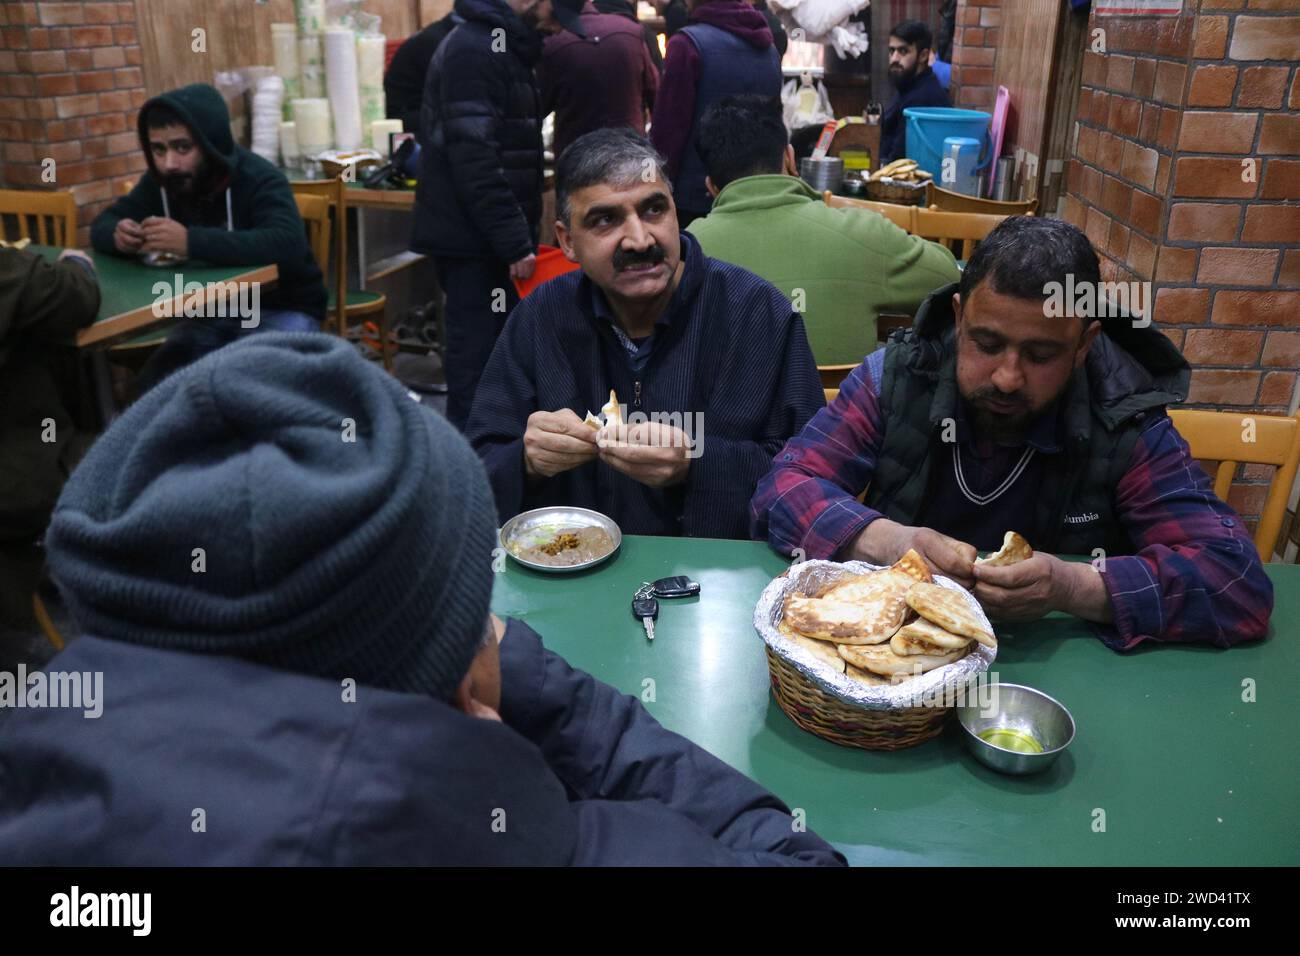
[707,174,819,212]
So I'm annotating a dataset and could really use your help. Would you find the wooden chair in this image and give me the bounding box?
[1168,409,1300,560]
[818,364,855,391]
[823,190,914,231]
[0,189,77,246]
[291,177,391,371]
[911,207,1006,262]
[925,182,1037,216]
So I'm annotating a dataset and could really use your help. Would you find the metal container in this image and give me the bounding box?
[799,156,845,194]
[957,682,1076,775]
[499,506,621,574]
[991,155,1016,201]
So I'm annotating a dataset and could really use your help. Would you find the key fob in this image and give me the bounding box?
[632,597,659,620]
[652,576,700,599]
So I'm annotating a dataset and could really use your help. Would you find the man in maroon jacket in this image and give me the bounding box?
[649,0,781,226]
[539,1,660,159]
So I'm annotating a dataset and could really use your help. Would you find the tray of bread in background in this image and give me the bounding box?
[754,535,1030,750]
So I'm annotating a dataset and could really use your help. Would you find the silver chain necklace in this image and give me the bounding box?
[952,443,1036,506]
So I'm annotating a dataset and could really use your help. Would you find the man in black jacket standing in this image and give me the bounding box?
[411,0,586,431]
[383,11,460,139]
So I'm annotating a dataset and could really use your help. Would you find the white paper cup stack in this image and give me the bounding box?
[324,26,363,152]
[292,98,332,158]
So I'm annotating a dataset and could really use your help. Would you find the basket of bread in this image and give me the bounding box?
[754,533,1030,751]
[865,158,931,205]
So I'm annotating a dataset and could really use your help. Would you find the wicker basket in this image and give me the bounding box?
[765,647,952,750]
[865,177,929,205]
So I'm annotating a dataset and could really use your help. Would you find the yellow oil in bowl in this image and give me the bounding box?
[977,727,1044,754]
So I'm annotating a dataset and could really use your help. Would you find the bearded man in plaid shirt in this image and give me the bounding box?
[751,216,1273,650]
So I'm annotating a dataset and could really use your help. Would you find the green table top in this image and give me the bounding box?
[31,245,278,348]
[491,535,1299,867]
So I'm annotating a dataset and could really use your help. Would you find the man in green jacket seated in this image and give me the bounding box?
[688,95,959,366]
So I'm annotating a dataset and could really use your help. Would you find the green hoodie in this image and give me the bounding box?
[687,175,960,365]
[90,83,327,322]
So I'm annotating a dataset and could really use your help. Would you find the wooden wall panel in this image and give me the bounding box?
[134,0,419,97]
[991,0,1064,201]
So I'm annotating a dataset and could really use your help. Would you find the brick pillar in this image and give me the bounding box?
[1060,2,1300,546]
[950,0,1001,111]
[0,1,148,246]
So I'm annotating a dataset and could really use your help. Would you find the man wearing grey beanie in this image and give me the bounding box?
[0,334,844,867]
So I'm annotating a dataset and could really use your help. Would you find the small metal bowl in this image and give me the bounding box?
[956,683,1075,775]
[499,506,621,574]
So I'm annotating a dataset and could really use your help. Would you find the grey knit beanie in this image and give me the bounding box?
[46,333,498,701]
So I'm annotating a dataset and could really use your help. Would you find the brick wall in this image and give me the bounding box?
[950,0,1001,111]
[0,1,148,246]
[1060,0,1300,549]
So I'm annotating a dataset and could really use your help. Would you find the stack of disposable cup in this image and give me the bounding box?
[250,76,284,164]
[357,33,387,135]
[323,26,363,152]
[293,98,332,158]
[296,0,326,35]
[280,120,301,168]
[299,33,325,99]
[271,23,301,120]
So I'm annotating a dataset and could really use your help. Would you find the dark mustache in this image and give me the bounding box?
[971,387,1027,409]
[613,245,666,271]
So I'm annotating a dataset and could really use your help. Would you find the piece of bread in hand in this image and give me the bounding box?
[975,531,1033,567]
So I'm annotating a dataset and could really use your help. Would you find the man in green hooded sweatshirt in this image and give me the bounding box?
[92,83,329,392]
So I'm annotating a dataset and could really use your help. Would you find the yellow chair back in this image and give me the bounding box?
[1168,408,1300,559]
[0,189,77,246]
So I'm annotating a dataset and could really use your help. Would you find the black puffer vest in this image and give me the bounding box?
[864,284,1191,556]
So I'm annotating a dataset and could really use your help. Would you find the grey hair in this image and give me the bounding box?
[555,127,671,227]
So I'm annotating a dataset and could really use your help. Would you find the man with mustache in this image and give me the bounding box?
[91,85,328,393]
[878,19,951,166]
[752,217,1273,649]
[467,128,823,538]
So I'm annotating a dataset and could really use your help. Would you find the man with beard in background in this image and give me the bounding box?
[878,19,951,166]
[91,84,327,394]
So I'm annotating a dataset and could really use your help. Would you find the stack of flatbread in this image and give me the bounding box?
[778,543,1014,686]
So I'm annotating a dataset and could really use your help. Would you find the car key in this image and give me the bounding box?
[652,576,701,599]
[632,590,659,641]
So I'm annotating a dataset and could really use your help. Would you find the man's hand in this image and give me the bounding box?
[973,555,1114,625]
[509,253,536,282]
[847,518,978,588]
[597,420,691,488]
[140,216,188,257]
[523,408,599,479]
[113,218,144,255]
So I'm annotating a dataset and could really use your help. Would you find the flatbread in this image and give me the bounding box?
[837,640,968,677]
[976,530,1033,567]
[582,411,602,430]
[601,389,623,428]
[845,663,890,686]
[781,594,905,645]
[780,627,846,674]
[889,548,933,584]
[905,582,997,648]
[892,616,973,653]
